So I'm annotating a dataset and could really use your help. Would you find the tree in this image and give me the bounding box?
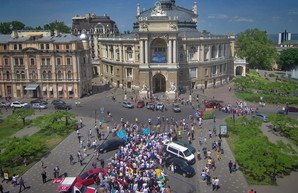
[278,48,298,71]
[43,21,71,33]
[0,21,25,34]
[236,29,278,70]
[8,108,35,125]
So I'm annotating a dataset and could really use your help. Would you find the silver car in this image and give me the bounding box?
[252,113,268,122]
[32,103,47,109]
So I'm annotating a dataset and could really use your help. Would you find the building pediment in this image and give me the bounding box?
[23,47,39,52]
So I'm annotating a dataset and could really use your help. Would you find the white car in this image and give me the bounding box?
[32,103,47,109]
[156,103,165,111]
[11,101,28,108]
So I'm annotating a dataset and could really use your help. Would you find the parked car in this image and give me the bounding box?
[136,100,145,108]
[156,103,165,111]
[98,139,126,153]
[76,168,108,186]
[172,140,196,154]
[0,101,10,108]
[286,106,298,112]
[55,104,72,110]
[122,101,134,108]
[277,110,286,115]
[10,101,28,108]
[32,103,47,109]
[172,103,181,112]
[147,102,155,110]
[30,99,48,105]
[252,113,268,122]
[165,157,195,177]
[52,99,66,106]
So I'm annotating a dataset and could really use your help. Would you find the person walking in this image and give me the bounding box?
[214,177,219,190]
[69,154,74,165]
[54,166,60,178]
[0,183,4,193]
[100,159,105,168]
[41,170,47,184]
[228,160,233,173]
[19,177,27,193]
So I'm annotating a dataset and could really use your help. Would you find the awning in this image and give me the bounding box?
[58,86,63,91]
[49,86,53,91]
[25,84,39,91]
[42,87,47,91]
[68,86,73,91]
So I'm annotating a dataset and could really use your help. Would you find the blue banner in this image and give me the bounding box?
[151,54,166,63]
[142,128,151,135]
[117,129,127,141]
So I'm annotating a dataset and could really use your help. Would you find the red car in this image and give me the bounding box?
[286,106,298,112]
[137,100,145,108]
[76,168,108,186]
[205,100,224,108]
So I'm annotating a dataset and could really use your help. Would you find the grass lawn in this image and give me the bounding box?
[0,119,29,141]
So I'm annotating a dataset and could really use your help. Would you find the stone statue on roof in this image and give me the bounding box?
[151,1,166,16]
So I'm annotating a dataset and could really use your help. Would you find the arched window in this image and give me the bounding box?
[43,71,47,80]
[189,46,196,61]
[16,71,20,80]
[127,46,133,60]
[30,58,35,66]
[67,71,72,80]
[6,71,10,80]
[48,71,52,80]
[21,71,25,80]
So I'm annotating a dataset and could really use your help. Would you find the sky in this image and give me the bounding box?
[0,0,298,35]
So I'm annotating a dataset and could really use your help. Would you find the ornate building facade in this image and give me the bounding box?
[72,13,119,76]
[0,30,92,99]
[97,0,235,96]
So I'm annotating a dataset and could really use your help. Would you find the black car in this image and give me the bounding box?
[55,104,72,110]
[30,99,48,105]
[98,139,126,153]
[165,157,195,177]
[51,99,66,106]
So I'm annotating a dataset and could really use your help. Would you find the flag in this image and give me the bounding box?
[142,128,151,135]
[117,129,127,141]
[154,123,161,128]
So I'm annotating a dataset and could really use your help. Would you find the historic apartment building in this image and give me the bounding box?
[96,0,235,96]
[72,13,119,76]
[0,30,92,99]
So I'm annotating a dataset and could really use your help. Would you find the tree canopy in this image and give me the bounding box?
[236,29,278,70]
[0,21,26,34]
[43,21,71,33]
[8,108,35,125]
[278,48,298,71]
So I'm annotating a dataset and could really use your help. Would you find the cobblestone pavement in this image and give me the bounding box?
[0,81,297,193]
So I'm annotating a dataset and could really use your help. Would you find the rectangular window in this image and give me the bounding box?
[4,44,7,50]
[46,44,49,49]
[189,53,194,61]
[14,44,17,50]
[57,58,61,65]
[19,44,22,50]
[30,58,35,65]
[220,64,223,73]
[47,58,51,65]
[66,44,70,50]
[212,66,217,74]
[110,66,113,75]
[41,44,44,50]
[67,58,71,65]
[4,58,8,65]
[127,68,132,77]
[7,86,12,95]
[56,44,59,50]
[20,58,23,65]
[190,68,197,78]
[15,58,19,65]
[42,58,46,65]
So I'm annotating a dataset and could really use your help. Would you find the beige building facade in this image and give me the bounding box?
[97,0,235,96]
[0,30,92,99]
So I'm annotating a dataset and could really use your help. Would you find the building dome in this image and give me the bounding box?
[79,30,88,42]
[135,0,197,30]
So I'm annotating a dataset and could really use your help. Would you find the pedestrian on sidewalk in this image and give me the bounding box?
[79,118,83,128]
[228,160,233,173]
[0,183,4,193]
[53,166,60,178]
[100,159,105,168]
[69,154,74,165]
[41,170,47,184]
[18,177,27,193]
[216,151,221,161]
[214,177,219,190]
[197,150,201,160]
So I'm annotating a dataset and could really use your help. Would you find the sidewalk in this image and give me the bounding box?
[1,116,109,193]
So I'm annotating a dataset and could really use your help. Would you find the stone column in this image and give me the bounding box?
[145,40,148,64]
[168,40,172,63]
[208,45,212,61]
[113,45,117,61]
[140,40,144,64]
[216,44,219,58]
[119,45,122,62]
[173,39,177,63]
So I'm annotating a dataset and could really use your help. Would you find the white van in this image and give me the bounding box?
[165,142,196,164]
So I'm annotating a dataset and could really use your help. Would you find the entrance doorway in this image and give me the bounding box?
[153,74,166,93]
